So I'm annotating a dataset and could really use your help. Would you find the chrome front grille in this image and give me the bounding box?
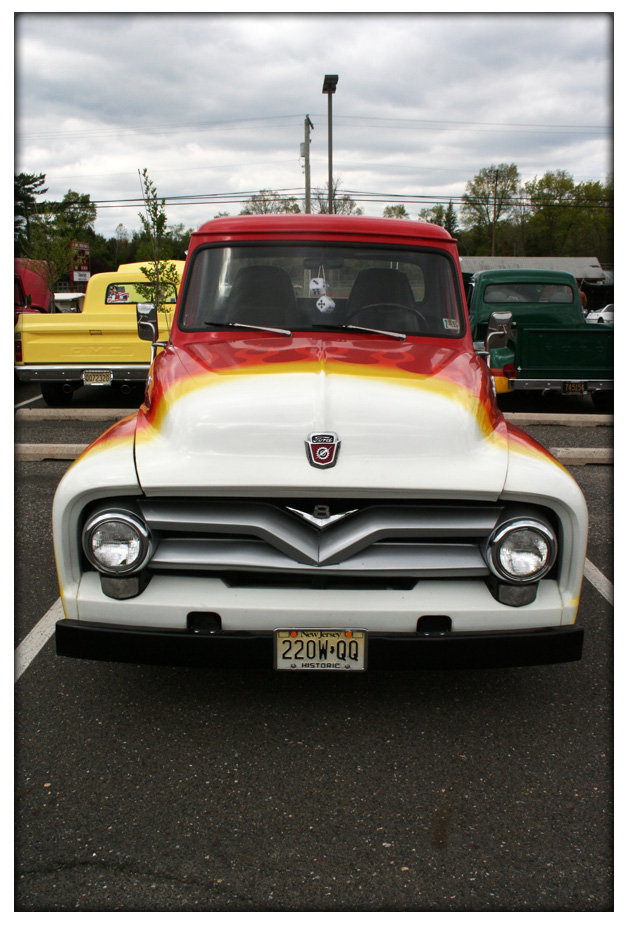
[138,500,502,579]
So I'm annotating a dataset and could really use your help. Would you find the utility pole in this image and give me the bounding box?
[491,169,499,256]
[303,115,314,214]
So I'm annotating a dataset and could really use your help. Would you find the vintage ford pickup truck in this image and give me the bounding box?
[467,268,613,411]
[53,215,587,671]
[14,261,184,406]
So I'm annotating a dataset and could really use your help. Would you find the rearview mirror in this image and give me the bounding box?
[485,311,513,351]
[136,302,158,342]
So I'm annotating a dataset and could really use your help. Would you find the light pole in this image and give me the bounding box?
[322,74,338,213]
[302,115,314,213]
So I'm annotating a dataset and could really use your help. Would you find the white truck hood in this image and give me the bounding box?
[133,336,510,499]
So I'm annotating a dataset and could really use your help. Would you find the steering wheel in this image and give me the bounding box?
[346,303,427,330]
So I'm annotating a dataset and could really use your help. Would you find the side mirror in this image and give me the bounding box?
[25,294,32,308]
[485,311,513,352]
[137,302,159,343]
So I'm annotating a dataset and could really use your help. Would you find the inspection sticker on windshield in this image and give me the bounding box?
[443,318,460,331]
[274,629,367,671]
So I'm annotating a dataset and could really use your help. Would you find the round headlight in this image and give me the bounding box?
[486,519,557,584]
[83,511,152,575]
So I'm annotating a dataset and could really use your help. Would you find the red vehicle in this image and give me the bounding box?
[14,258,51,324]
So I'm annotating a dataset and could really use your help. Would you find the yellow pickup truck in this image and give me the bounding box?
[14,262,184,406]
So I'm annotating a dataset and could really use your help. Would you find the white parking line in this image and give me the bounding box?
[15,598,64,683]
[14,395,41,409]
[584,558,614,605]
[13,558,615,680]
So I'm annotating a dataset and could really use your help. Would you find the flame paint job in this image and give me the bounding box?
[52,216,588,640]
[128,334,515,496]
[76,334,571,483]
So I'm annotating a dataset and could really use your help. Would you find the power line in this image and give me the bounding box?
[17,114,305,142]
[86,186,612,212]
[310,113,610,131]
[18,112,610,142]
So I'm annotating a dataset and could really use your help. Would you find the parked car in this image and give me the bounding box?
[586,304,613,325]
[53,215,587,673]
[14,262,184,406]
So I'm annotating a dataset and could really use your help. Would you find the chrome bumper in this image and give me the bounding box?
[15,364,149,383]
[508,378,613,391]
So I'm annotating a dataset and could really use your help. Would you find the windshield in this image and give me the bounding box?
[179,243,464,337]
[484,282,574,304]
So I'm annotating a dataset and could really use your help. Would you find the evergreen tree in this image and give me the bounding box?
[15,172,47,254]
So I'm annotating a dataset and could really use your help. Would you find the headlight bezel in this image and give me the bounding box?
[485,517,558,585]
[82,509,154,576]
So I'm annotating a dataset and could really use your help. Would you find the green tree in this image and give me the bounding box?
[15,172,47,254]
[23,206,73,304]
[22,188,98,302]
[419,203,446,226]
[570,176,613,264]
[522,170,577,256]
[443,201,459,236]
[54,189,97,239]
[113,223,131,267]
[461,164,520,255]
[383,204,410,219]
[135,168,181,317]
[418,202,459,236]
[240,189,301,214]
[312,176,362,215]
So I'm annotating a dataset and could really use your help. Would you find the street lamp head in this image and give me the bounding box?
[322,74,339,94]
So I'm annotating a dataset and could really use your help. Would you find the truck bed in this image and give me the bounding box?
[16,310,172,365]
[514,324,613,380]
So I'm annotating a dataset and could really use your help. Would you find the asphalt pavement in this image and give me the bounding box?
[14,383,613,912]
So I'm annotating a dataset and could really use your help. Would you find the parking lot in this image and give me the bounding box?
[15,383,613,912]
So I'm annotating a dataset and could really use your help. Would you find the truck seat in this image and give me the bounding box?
[225,265,297,328]
[346,267,420,331]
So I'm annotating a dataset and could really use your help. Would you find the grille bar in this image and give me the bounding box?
[149,538,488,577]
[139,499,501,578]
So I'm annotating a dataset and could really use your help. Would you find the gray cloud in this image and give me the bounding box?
[15,12,612,238]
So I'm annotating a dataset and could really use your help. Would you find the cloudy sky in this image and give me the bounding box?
[14,12,613,240]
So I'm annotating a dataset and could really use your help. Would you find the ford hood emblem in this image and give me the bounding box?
[305,432,341,469]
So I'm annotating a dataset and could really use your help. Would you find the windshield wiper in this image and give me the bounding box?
[311,323,406,341]
[204,321,292,337]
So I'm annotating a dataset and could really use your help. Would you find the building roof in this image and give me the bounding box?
[459,256,607,281]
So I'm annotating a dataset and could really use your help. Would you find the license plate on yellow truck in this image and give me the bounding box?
[82,369,113,386]
[274,629,367,671]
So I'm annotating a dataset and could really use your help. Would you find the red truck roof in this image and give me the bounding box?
[192,213,455,244]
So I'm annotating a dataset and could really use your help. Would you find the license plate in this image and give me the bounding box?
[563,381,586,394]
[83,370,113,386]
[274,629,367,671]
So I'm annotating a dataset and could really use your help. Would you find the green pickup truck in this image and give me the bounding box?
[467,269,613,411]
